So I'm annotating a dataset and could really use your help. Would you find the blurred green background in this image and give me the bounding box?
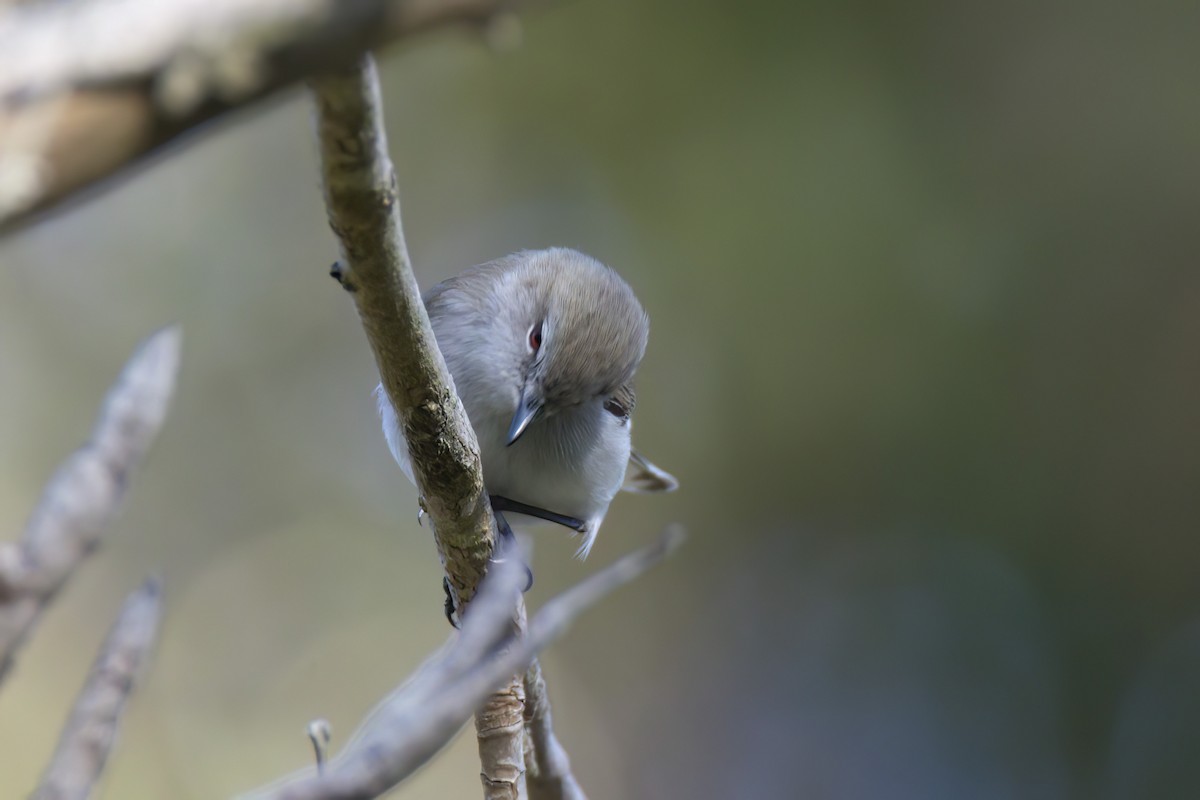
[2,1,1199,797]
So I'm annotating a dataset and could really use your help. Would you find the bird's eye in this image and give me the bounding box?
[528,321,543,352]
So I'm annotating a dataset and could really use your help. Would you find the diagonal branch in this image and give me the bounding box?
[308,54,522,796]
[0,326,181,687]
[241,528,683,800]
[31,577,165,800]
[0,0,529,233]
[310,56,493,608]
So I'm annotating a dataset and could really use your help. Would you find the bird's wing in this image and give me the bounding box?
[604,382,637,420]
[376,384,416,486]
[608,383,676,492]
[622,449,679,493]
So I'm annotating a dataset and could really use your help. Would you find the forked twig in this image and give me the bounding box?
[242,528,683,800]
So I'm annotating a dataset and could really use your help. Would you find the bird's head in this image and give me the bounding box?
[499,248,648,444]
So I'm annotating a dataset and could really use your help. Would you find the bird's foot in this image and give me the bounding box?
[329,261,358,293]
[442,507,534,628]
[442,576,460,628]
[491,505,534,592]
[490,495,585,532]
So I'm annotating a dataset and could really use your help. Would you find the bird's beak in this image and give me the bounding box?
[506,390,543,446]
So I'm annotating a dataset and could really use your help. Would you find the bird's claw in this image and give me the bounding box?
[442,576,460,628]
[441,504,534,627]
[492,504,534,592]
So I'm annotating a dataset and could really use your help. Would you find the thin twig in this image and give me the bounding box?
[338,540,531,757]
[237,553,528,800]
[524,659,586,800]
[520,526,685,652]
[309,55,527,796]
[0,0,531,232]
[242,529,683,800]
[0,326,181,686]
[31,578,164,800]
[307,719,332,776]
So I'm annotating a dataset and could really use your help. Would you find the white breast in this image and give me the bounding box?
[377,386,630,558]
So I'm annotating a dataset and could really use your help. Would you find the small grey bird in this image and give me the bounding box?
[378,247,676,559]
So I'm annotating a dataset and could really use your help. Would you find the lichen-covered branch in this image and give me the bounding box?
[309,54,527,796]
[242,529,683,800]
[0,0,527,232]
[310,55,494,608]
[31,578,164,800]
[0,326,181,686]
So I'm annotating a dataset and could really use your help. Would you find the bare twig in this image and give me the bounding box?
[0,326,181,686]
[327,536,530,764]
[310,56,493,608]
[524,659,586,800]
[31,578,164,800]
[243,529,683,800]
[307,719,332,776]
[0,0,531,232]
[517,526,685,799]
[237,552,527,800]
[310,54,529,796]
[521,526,685,654]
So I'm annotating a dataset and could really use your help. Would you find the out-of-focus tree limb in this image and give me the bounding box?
[244,544,529,800]
[518,525,684,800]
[524,659,586,800]
[0,326,181,686]
[31,578,164,800]
[242,528,684,800]
[0,0,528,233]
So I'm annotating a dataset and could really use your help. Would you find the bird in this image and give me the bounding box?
[377,247,676,562]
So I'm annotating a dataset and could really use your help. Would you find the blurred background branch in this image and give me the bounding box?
[0,0,531,233]
[524,659,585,800]
[31,578,163,800]
[246,528,681,800]
[0,326,180,686]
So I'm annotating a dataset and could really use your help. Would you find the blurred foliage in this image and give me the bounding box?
[1,0,1198,797]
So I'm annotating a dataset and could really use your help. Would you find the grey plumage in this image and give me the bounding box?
[378,247,676,557]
